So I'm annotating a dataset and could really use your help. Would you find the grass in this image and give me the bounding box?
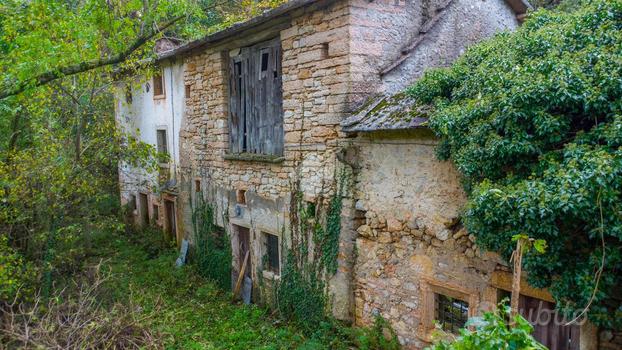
[89,230,343,349]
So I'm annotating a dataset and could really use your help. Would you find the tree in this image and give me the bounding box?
[408,0,622,329]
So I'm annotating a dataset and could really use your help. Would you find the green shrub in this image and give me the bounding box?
[426,305,546,350]
[0,235,36,302]
[192,197,231,291]
[408,0,622,328]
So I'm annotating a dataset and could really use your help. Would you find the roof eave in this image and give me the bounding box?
[156,0,321,61]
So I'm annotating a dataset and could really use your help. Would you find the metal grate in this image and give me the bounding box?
[435,294,469,334]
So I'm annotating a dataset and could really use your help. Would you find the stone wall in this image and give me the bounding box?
[179,0,358,319]
[349,129,610,350]
[177,0,522,325]
[349,130,500,348]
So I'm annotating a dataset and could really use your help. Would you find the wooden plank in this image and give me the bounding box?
[227,37,283,156]
[233,250,250,299]
[228,57,239,153]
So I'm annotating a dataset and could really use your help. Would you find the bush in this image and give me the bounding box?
[427,305,546,350]
[408,0,622,328]
[0,235,36,303]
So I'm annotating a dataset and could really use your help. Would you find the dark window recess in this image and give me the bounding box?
[130,194,137,211]
[185,85,191,98]
[153,72,164,97]
[320,42,329,59]
[261,52,269,71]
[156,129,168,162]
[264,233,280,274]
[195,179,201,192]
[236,189,246,205]
[228,37,283,156]
[152,204,159,221]
[435,294,469,334]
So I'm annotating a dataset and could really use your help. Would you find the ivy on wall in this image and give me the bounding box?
[274,168,348,333]
[408,0,622,328]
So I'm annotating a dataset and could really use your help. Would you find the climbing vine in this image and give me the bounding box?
[273,167,348,333]
[191,196,231,291]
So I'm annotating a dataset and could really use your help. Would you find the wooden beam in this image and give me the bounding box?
[232,250,250,300]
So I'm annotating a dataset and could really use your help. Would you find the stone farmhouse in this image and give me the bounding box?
[115,0,618,349]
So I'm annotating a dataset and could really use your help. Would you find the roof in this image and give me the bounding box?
[341,93,430,133]
[157,0,530,61]
[157,0,320,61]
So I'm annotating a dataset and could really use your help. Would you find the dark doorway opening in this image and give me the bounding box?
[235,226,252,304]
[139,193,149,227]
[520,295,580,350]
[164,199,176,242]
[498,291,580,350]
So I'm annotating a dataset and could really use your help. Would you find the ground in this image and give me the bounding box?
[90,229,365,350]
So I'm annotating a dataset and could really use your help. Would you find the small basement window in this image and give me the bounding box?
[263,232,280,275]
[435,294,469,334]
[153,71,165,97]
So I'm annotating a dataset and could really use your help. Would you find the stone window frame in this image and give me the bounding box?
[419,278,479,342]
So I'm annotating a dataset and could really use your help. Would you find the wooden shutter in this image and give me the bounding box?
[229,56,241,153]
[153,73,164,96]
[248,38,283,156]
[229,38,283,156]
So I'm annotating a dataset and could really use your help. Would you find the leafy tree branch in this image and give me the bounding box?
[0,15,183,100]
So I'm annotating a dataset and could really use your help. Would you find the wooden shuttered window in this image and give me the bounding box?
[153,72,165,97]
[228,38,283,156]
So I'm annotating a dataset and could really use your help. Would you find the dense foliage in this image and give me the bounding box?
[427,304,546,350]
[0,0,287,304]
[408,0,622,328]
[192,196,232,291]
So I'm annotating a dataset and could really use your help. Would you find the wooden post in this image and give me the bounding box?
[233,250,250,300]
[511,238,524,322]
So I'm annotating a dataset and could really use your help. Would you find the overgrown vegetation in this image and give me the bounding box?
[408,0,622,328]
[192,196,232,291]
[427,303,547,350]
[271,169,400,349]
[274,169,347,332]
